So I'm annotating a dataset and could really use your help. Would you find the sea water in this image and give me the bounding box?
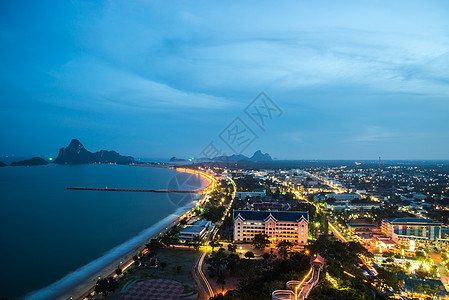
[0,164,206,299]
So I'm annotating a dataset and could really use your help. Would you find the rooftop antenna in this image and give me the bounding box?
[378,156,381,170]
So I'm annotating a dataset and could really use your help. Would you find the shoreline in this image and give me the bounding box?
[24,167,216,300]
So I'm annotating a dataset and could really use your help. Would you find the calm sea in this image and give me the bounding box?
[0,164,206,299]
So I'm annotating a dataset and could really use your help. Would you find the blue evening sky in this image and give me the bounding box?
[1,1,448,160]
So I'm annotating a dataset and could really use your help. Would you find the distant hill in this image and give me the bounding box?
[169,157,187,162]
[53,139,135,165]
[10,157,49,166]
[0,161,8,167]
[197,150,273,163]
[250,150,273,162]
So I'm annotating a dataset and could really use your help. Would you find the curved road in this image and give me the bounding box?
[193,251,214,299]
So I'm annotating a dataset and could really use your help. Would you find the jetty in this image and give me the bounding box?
[66,187,203,193]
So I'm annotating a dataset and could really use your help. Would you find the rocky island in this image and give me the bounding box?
[10,157,49,166]
[54,139,135,165]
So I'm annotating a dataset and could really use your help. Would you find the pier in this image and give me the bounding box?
[66,187,203,193]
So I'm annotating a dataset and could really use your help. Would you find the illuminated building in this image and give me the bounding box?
[233,210,308,244]
[326,192,361,201]
[381,218,441,245]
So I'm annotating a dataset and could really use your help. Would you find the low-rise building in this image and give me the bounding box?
[381,218,442,245]
[326,193,361,201]
[236,191,266,199]
[325,201,380,211]
[233,210,309,244]
[347,223,379,234]
[179,220,211,241]
[179,225,207,241]
[252,202,290,211]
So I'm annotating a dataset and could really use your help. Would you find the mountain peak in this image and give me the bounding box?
[54,139,134,164]
[69,139,83,146]
[250,150,272,161]
[67,139,85,150]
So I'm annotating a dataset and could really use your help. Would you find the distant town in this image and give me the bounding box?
[71,160,449,300]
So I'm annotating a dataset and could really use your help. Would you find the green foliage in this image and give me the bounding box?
[202,205,226,223]
[208,249,242,279]
[233,176,264,192]
[210,240,222,251]
[94,278,118,297]
[251,233,270,249]
[415,282,423,292]
[210,252,310,299]
[376,268,399,291]
[115,267,122,276]
[227,243,237,252]
[276,240,293,260]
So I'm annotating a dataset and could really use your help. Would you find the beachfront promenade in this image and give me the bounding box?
[67,168,217,300]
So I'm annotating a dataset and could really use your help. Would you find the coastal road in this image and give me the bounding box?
[193,250,214,299]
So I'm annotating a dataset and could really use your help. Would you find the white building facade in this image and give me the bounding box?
[233,210,309,244]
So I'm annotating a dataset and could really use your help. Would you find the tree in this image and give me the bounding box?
[210,240,221,251]
[208,248,229,288]
[227,243,237,252]
[115,267,122,276]
[132,255,141,267]
[263,253,270,260]
[191,236,201,251]
[95,278,118,298]
[423,283,431,294]
[244,251,255,259]
[276,241,294,260]
[415,282,423,292]
[145,239,162,256]
[227,253,240,274]
[217,274,226,292]
[376,268,399,291]
[429,265,438,278]
[432,284,440,295]
[252,233,270,249]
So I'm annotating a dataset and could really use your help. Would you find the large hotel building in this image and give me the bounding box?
[233,210,309,244]
[381,217,441,244]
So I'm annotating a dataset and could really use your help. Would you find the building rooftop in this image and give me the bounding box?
[233,210,308,222]
[194,220,211,227]
[310,254,325,265]
[384,218,441,225]
[347,223,378,228]
[180,225,206,234]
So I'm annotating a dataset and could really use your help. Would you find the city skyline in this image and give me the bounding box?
[1,1,449,160]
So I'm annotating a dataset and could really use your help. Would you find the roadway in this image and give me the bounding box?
[192,175,237,299]
[193,250,214,300]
